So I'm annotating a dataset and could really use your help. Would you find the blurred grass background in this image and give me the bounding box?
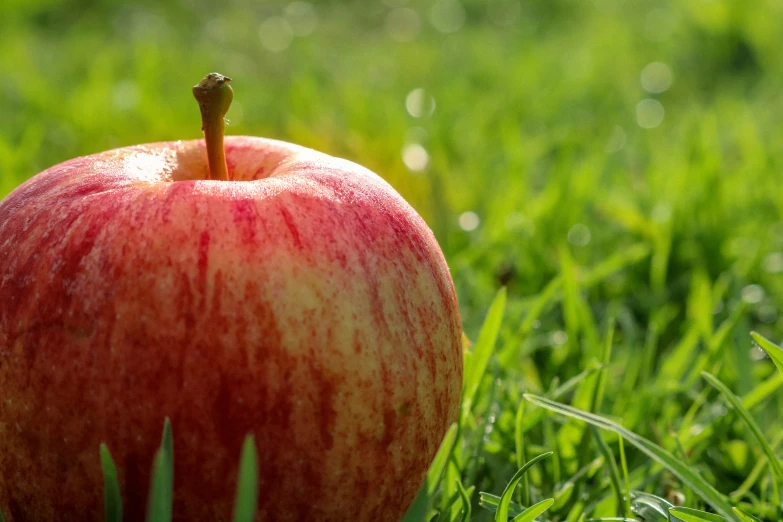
[2,0,783,331]
[3,0,783,519]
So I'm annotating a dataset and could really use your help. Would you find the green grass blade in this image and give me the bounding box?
[494,452,552,522]
[402,484,429,522]
[100,443,123,522]
[732,507,763,522]
[590,427,624,516]
[701,372,783,486]
[558,244,582,347]
[514,400,530,507]
[580,243,651,288]
[146,418,174,522]
[0,509,5,522]
[478,493,524,519]
[232,435,258,522]
[618,437,631,517]
[688,270,714,347]
[584,517,639,522]
[708,301,747,354]
[510,498,554,522]
[455,480,473,522]
[658,324,700,387]
[730,454,769,501]
[592,316,615,414]
[515,277,561,338]
[523,394,740,522]
[670,506,728,521]
[462,287,506,421]
[742,373,783,410]
[517,365,605,439]
[751,331,783,379]
[553,365,605,399]
[427,423,459,496]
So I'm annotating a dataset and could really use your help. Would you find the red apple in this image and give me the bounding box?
[0,75,462,521]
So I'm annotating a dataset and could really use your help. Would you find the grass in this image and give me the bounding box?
[2,0,783,520]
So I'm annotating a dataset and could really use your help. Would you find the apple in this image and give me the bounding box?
[0,74,462,521]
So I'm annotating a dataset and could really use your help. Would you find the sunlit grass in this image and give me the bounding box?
[2,0,783,520]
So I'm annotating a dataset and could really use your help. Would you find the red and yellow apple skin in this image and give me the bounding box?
[0,136,462,522]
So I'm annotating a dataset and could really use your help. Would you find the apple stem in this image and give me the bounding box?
[192,73,234,181]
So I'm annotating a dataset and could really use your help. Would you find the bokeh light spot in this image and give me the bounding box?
[284,2,318,37]
[402,143,429,171]
[431,0,466,33]
[458,211,480,231]
[636,99,665,128]
[641,62,673,93]
[742,284,765,304]
[763,252,783,273]
[405,88,436,118]
[567,224,591,246]
[551,331,568,346]
[259,17,294,52]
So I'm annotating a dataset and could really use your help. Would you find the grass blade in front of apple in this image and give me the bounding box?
[232,435,259,522]
[100,443,123,522]
[146,419,174,522]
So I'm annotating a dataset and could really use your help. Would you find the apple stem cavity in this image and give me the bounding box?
[193,73,234,181]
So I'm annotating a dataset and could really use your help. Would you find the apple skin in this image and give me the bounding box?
[0,136,462,522]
